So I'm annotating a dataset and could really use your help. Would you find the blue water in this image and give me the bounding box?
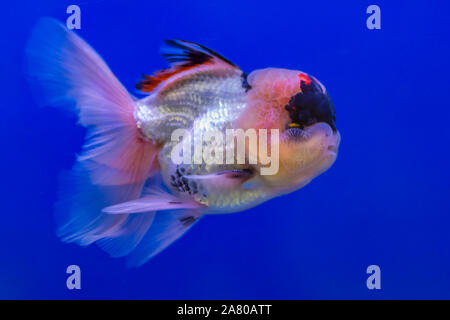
[2,0,450,299]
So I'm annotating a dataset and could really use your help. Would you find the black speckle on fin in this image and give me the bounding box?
[179,215,197,227]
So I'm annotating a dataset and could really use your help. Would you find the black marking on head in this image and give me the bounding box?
[285,78,336,131]
[241,72,252,92]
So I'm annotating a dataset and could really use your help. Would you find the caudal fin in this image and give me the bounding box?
[26,18,161,256]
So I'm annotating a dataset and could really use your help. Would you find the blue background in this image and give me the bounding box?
[1,0,450,299]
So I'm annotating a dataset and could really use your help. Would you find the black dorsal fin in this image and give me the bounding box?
[161,39,237,67]
[136,39,239,92]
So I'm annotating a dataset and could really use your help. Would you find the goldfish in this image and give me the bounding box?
[26,18,340,266]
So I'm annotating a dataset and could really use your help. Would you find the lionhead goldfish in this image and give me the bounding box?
[26,18,340,266]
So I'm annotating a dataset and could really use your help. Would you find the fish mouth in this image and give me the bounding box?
[273,122,340,189]
[326,130,341,157]
[327,144,338,152]
[327,143,339,156]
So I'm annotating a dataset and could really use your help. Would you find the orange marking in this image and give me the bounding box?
[136,66,194,92]
[136,63,211,92]
[298,73,311,85]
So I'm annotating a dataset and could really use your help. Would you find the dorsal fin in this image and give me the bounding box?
[136,39,238,93]
[161,39,237,67]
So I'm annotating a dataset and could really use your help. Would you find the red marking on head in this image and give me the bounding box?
[298,73,311,85]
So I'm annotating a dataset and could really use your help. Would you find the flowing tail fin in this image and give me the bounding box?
[26,18,162,257]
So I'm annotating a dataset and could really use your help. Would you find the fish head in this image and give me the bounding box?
[239,68,340,194]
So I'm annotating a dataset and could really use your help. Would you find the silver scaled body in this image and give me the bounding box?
[134,68,271,213]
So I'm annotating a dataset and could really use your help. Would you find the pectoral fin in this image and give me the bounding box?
[102,187,204,214]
